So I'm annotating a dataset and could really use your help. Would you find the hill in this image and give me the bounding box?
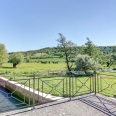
[9,46,115,56]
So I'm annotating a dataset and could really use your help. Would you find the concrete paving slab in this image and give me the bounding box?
[1,94,116,116]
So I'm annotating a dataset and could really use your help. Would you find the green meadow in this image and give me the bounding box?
[0,63,67,75]
[0,63,116,98]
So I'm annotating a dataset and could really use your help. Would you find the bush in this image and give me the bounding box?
[112,68,116,70]
[75,54,101,74]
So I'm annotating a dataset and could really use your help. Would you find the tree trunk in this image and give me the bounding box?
[107,62,111,67]
[13,64,17,68]
[65,53,71,71]
[84,70,88,74]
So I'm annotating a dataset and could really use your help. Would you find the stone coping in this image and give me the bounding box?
[0,76,63,102]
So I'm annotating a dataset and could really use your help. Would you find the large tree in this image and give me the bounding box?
[75,54,101,74]
[0,43,8,66]
[57,33,76,72]
[9,52,24,68]
[83,37,102,61]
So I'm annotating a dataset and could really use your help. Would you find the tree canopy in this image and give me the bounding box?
[9,52,24,68]
[83,38,102,61]
[75,54,101,74]
[0,43,8,66]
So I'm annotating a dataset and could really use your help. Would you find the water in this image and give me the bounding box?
[103,69,116,72]
[0,86,28,112]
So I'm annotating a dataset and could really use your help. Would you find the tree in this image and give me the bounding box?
[75,54,101,74]
[57,33,76,72]
[9,53,24,68]
[83,38,102,61]
[25,56,30,63]
[112,46,116,53]
[105,54,116,67]
[0,43,8,66]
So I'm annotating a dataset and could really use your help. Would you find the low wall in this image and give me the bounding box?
[0,76,62,104]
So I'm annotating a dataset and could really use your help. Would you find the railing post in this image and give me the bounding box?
[100,75,102,92]
[90,75,91,93]
[69,73,71,101]
[92,74,94,93]
[33,73,35,110]
[97,74,99,93]
[72,75,74,97]
[94,71,97,95]
[29,79,31,105]
[66,75,68,97]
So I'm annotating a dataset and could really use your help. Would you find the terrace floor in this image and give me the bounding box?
[1,93,116,116]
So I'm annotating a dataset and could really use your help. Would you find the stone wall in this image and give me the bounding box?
[0,76,62,104]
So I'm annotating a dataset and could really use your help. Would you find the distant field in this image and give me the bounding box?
[0,63,67,74]
[99,71,116,76]
[31,57,65,62]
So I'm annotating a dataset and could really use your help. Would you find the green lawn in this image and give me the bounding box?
[1,63,116,98]
[0,63,67,74]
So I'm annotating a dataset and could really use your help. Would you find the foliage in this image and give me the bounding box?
[112,46,116,53]
[83,38,96,56]
[75,54,101,74]
[57,33,77,72]
[105,53,116,67]
[9,53,24,68]
[83,38,103,62]
[0,43,8,66]
[25,56,30,63]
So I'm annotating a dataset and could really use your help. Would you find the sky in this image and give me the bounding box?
[0,0,116,52]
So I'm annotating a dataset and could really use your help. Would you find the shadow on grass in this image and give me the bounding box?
[1,67,14,69]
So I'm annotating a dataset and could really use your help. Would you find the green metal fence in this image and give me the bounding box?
[0,73,115,113]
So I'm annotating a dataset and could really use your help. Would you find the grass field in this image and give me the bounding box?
[0,63,67,74]
[31,57,65,62]
[0,63,116,98]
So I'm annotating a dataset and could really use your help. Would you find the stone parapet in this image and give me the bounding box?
[0,76,63,104]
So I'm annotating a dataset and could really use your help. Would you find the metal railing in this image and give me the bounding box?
[96,74,116,98]
[0,73,115,113]
[0,73,95,112]
[0,78,30,112]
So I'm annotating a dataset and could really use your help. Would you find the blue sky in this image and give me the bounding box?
[0,0,116,52]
